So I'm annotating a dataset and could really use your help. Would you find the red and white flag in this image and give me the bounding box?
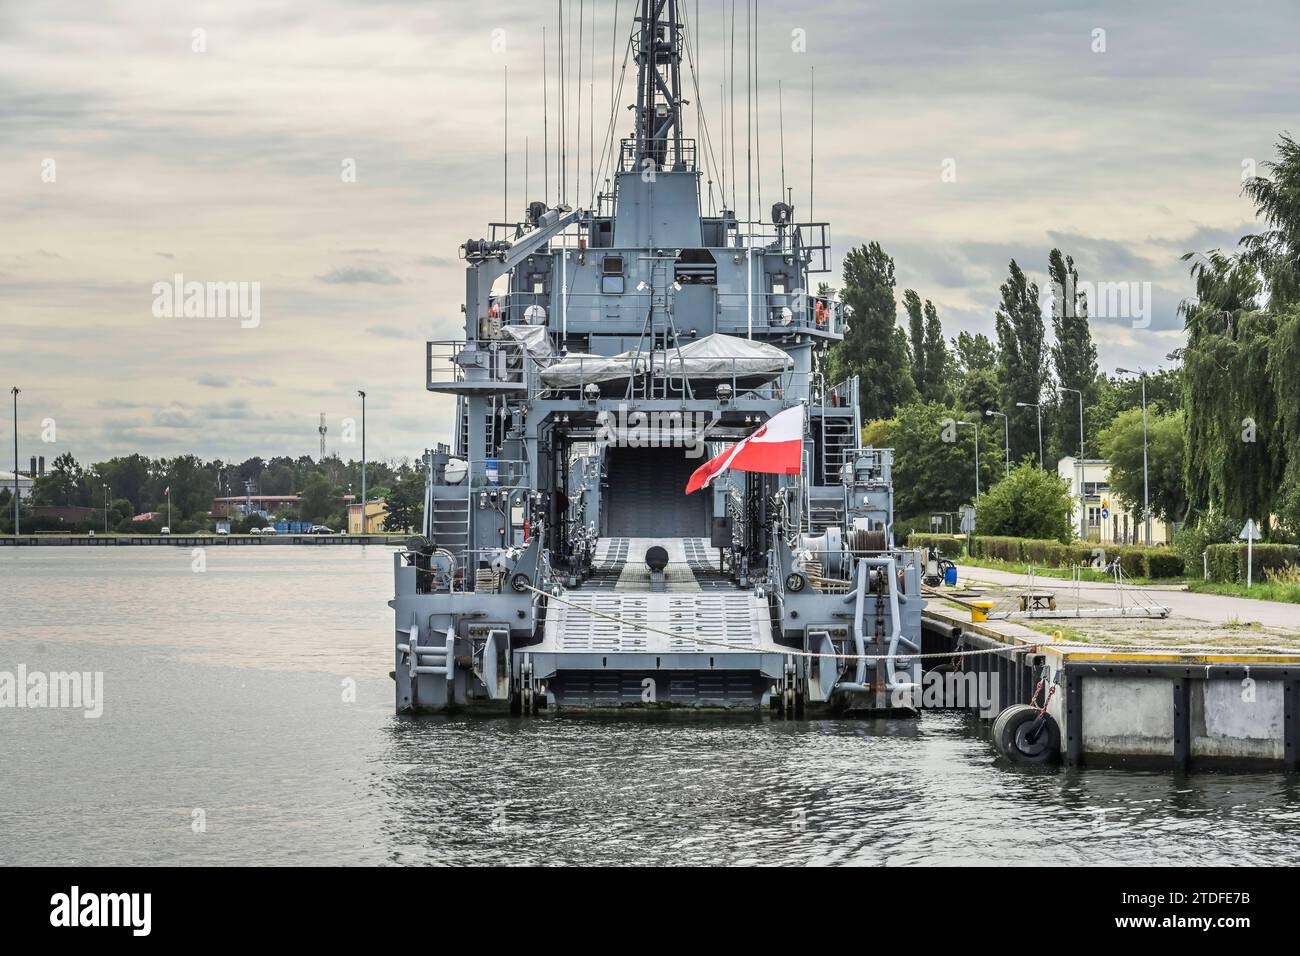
[685,404,804,495]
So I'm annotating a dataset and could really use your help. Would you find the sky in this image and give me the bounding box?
[2,0,1296,467]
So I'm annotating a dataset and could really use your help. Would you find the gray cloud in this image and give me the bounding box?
[1,0,1294,463]
[317,266,403,285]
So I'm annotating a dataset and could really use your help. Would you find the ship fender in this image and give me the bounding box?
[991,703,1061,764]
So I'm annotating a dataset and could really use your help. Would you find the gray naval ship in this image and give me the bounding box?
[392,0,924,716]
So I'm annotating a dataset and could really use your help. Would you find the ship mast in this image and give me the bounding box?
[633,0,686,171]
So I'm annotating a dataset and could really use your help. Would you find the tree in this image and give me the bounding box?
[903,289,926,392]
[903,290,950,403]
[1179,251,1281,530]
[298,473,336,524]
[383,471,425,533]
[1098,408,1188,527]
[33,453,83,506]
[827,242,916,420]
[921,299,950,403]
[993,260,1048,465]
[1047,248,1099,464]
[888,401,999,519]
[974,461,1074,542]
[951,331,999,414]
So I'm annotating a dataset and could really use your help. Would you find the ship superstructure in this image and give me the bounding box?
[391,0,924,714]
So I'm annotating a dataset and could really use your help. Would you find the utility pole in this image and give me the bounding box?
[10,386,18,535]
[1016,401,1043,468]
[358,390,367,534]
[985,409,1010,476]
[1057,386,1086,540]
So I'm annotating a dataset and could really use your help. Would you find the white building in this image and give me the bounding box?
[0,470,36,500]
[1057,457,1170,545]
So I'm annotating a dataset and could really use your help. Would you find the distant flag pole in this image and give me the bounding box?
[685,405,805,494]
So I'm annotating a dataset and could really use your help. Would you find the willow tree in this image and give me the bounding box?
[1179,252,1282,530]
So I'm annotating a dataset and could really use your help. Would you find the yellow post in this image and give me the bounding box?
[970,600,995,623]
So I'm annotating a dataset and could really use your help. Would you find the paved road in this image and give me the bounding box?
[956,565,1300,632]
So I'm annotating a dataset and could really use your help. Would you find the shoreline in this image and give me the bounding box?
[0,533,404,547]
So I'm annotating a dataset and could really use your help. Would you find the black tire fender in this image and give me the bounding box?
[992,703,1061,764]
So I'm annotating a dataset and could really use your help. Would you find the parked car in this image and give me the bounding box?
[261,526,279,535]
[310,525,335,535]
[160,526,171,535]
[248,526,263,536]
[215,528,229,536]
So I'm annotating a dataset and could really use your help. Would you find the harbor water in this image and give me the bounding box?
[1,548,1297,866]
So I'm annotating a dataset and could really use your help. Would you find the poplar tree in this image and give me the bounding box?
[993,260,1047,465]
[828,242,917,420]
[1048,248,1099,462]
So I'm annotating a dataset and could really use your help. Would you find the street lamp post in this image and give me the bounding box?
[1056,385,1086,540]
[985,409,1010,476]
[103,483,110,534]
[357,390,367,534]
[10,386,18,535]
[957,420,980,503]
[1116,368,1151,543]
[1015,401,1043,468]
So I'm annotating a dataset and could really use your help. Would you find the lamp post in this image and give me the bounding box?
[1056,385,1086,540]
[985,409,1010,476]
[957,420,980,503]
[357,390,367,534]
[1116,367,1151,544]
[10,386,18,535]
[102,483,110,534]
[1015,401,1043,468]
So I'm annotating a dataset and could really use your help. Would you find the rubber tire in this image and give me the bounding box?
[992,703,1061,764]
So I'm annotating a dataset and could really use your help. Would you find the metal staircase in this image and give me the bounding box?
[428,497,470,554]
[817,413,855,484]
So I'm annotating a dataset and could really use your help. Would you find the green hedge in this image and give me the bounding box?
[954,536,1186,578]
[906,533,964,557]
[1204,543,1299,583]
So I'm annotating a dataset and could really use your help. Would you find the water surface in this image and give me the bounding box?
[2,548,1297,865]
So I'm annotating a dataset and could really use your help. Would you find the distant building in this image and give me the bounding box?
[29,505,102,525]
[348,499,388,534]
[0,470,36,500]
[1057,457,1170,545]
[211,494,300,519]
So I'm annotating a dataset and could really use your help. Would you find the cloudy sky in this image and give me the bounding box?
[2,0,1295,466]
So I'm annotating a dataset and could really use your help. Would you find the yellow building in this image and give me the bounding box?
[347,499,388,534]
[1057,457,1170,545]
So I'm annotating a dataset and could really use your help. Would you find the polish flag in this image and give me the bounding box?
[685,404,804,494]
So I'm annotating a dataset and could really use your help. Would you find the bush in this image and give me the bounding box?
[1205,543,1300,583]
[962,536,1184,577]
[1022,538,1069,566]
[907,533,964,557]
[971,536,1024,561]
[973,462,1074,542]
[1143,549,1186,579]
[1174,513,1239,571]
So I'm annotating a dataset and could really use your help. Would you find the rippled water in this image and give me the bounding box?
[2,547,1298,865]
